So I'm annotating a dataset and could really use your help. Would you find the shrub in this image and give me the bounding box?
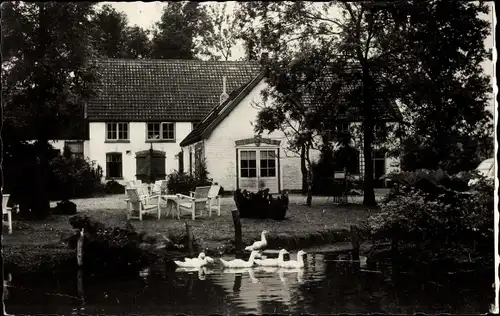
[48,154,104,200]
[369,168,494,268]
[168,158,212,194]
[104,180,126,194]
[66,215,152,272]
[234,189,289,220]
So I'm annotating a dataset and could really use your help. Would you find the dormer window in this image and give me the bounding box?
[147,122,175,141]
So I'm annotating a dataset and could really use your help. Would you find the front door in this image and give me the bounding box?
[238,149,279,193]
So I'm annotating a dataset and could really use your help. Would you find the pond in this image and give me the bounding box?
[4,251,492,315]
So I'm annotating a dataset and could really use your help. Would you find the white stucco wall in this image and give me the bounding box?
[197,79,316,192]
[87,121,192,184]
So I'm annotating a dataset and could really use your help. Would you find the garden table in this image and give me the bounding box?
[161,194,180,219]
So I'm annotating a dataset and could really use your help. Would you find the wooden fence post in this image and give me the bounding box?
[77,268,84,301]
[231,209,243,258]
[350,225,360,261]
[185,222,194,256]
[77,228,84,267]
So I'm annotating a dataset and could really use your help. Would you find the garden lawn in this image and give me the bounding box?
[3,194,380,269]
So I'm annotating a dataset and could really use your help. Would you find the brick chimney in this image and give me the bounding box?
[219,76,229,104]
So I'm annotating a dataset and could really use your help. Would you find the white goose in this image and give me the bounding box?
[220,251,260,268]
[278,250,306,269]
[254,249,288,267]
[245,230,268,251]
[174,256,214,268]
[183,252,206,263]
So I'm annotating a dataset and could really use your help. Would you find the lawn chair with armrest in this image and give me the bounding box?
[125,188,161,221]
[176,186,211,220]
[207,184,221,217]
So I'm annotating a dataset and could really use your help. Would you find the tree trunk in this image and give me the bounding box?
[300,144,308,194]
[361,65,377,207]
[305,146,313,207]
[32,3,51,219]
[33,140,51,218]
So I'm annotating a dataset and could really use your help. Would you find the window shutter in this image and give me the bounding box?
[152,156,166,179]
[136,156,149,176]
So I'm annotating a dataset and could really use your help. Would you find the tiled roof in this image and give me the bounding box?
[86,59,262,122]
[180,72,266,147]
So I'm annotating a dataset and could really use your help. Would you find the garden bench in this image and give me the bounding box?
[2,194,13,234]
[176,185,215,220]
[125,188,161,221]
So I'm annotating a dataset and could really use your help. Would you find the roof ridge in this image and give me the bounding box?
[96,58,260,64]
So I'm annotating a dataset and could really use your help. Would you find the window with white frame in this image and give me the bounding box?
[240,150,257,178]
[106,122,129,140]
[147,122,175,140]
[106,152,123,178]
[260,150,276,177]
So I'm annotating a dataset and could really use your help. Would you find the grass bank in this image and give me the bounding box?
[3,194,380,271]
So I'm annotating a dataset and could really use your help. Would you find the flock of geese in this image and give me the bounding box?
[174,230,307,270]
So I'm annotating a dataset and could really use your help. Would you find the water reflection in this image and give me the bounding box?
[4,252,492,315]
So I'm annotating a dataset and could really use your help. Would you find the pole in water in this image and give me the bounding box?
[231,209,243,257]
[77,228,84,267]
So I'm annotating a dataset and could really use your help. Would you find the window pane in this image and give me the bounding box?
[249,151,256,160]
[241,160,248,168]
[261,169,268,177]
[107,123,117,139]
[268,159,276,168]
[240,151,248,160]
[148,123,160,139]
[118,123,128,140]
[162,123,175,140]
[249,160,256,168]
[241,169,249,177]
[268,151,276,159]
[249,169,256,177]
[260,151,267,159]
[268,169,276,177]
[260,160,268,169]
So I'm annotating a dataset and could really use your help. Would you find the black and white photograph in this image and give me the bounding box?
[1,1,497,315]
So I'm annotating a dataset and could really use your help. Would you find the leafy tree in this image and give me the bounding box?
[90,4,128,58]
[237,1,492,206]
[200,3,239,61]
[90,5,152,59]
[1,2,100,218]
[123,25,152,59]
[151,1,212,59]
[384,1,493,174]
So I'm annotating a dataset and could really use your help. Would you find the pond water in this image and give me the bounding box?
[4,251,492,315]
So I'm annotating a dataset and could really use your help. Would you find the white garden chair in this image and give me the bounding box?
[176,186,212,220]
[125,188,161,221]
[207,184,221,217]
[2,194,13,234]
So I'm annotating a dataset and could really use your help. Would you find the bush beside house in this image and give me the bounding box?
[167,158,213,195]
